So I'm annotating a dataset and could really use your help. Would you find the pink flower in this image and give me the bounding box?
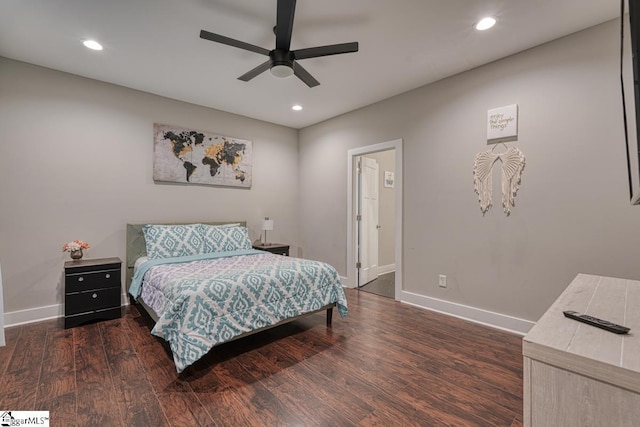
[62,240,90,252]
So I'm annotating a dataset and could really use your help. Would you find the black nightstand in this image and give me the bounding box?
[64,257,122,329]
[252,243,290,256]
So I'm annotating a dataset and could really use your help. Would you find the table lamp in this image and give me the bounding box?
[262,217,274,246]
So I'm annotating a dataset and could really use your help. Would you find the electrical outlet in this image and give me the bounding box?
[438,274,447,288]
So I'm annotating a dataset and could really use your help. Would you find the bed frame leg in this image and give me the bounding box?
[326,307,333,326]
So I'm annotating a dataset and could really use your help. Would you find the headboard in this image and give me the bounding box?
[125,221,247,292]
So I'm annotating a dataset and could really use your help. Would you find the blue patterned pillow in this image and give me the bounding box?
[199,224,252,253]
[142,224,204,259]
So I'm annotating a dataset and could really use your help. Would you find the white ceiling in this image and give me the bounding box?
[0,0,620,129]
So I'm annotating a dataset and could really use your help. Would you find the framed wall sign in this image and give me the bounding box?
[487,104,518,143]
[153,123,252,188]
[384,171,395,188]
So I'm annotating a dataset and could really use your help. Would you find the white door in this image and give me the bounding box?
[358,156,379,286]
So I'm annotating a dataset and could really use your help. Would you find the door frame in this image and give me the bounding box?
[347,139,402,300]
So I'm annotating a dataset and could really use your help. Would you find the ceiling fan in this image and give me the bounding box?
[200,0,359,88]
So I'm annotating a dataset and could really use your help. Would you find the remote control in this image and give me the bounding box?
[563,310,630,334]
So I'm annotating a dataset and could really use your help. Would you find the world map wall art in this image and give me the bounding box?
[153,123,253,188]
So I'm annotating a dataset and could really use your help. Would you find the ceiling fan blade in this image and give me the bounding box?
[293,62,320,88]
[238,60,272,82]
[200,30,270,56]
[293,42,359,60]
[275,0,296,51]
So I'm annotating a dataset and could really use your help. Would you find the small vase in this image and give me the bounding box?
[70,249,83,260]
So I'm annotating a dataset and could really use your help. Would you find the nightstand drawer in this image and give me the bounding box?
[64,307,121,329]
[65,268,120,293]
[65,287,121,315]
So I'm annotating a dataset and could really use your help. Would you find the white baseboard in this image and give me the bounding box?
[4,293,131,328]
[401,290,535,335]
[340,276,354,288]
[4,290,534,336]
[4,304,62,327]
[377,264,395,275]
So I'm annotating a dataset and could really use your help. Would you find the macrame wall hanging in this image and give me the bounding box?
[473,145,525,216]
[474,104,526,216]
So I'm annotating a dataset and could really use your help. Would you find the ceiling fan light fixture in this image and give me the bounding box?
[270,64,294,78]
[475,17,497,31]
[200,0,358,88]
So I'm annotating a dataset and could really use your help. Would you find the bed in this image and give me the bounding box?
[126,221,348,372]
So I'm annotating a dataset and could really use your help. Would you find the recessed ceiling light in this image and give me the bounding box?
[83,40,103,51]
[475,17,497,31]
[292,105,303,111]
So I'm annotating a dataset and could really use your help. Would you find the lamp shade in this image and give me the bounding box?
[262,218,274,231]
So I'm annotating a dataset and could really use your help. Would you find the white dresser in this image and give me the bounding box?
[523,274,640,426]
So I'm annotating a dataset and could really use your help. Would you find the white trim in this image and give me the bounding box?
[401,290,535,335]
[377,264,396,275]
[338,276,353,288]
[4,304,62,327]
[4,293,131,328]
[347,139,403,299]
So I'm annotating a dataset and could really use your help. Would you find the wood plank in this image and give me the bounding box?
[511,414,524,427]
[33,328,76,426]
[258,360,358,426]
[417,357,523,414]
[123,308,214,427]
[34,391,77,427]
[74,323,123,426]
[190,362,295,426]
[290,341,448,426]
[395,381,504,426]
[567,276,626,365]
[268,342,374,424]
[0,287,525,425]
[0,326,22,379]
[404,369,519,426]
[35,329,76,402]
[100,319,170,427]
[524,273,599,351]
[530,360,640,427]
[2,320,56,409]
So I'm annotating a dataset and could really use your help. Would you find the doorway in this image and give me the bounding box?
[347,139,403,300]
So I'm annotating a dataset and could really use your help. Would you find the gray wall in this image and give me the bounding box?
[0,58,299,314]
[298,19,640,322]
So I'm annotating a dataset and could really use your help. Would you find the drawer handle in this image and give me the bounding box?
[78,277,84,282]
[92,293,98,299]
[105,273,111,279]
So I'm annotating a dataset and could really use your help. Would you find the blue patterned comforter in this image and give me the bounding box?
[130,250,348,372]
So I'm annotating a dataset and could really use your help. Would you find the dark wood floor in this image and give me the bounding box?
[0,288,523,426]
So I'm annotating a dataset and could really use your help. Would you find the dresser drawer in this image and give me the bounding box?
[65,286,121,315]
[65,268,120,293]
[64,307,121,329]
